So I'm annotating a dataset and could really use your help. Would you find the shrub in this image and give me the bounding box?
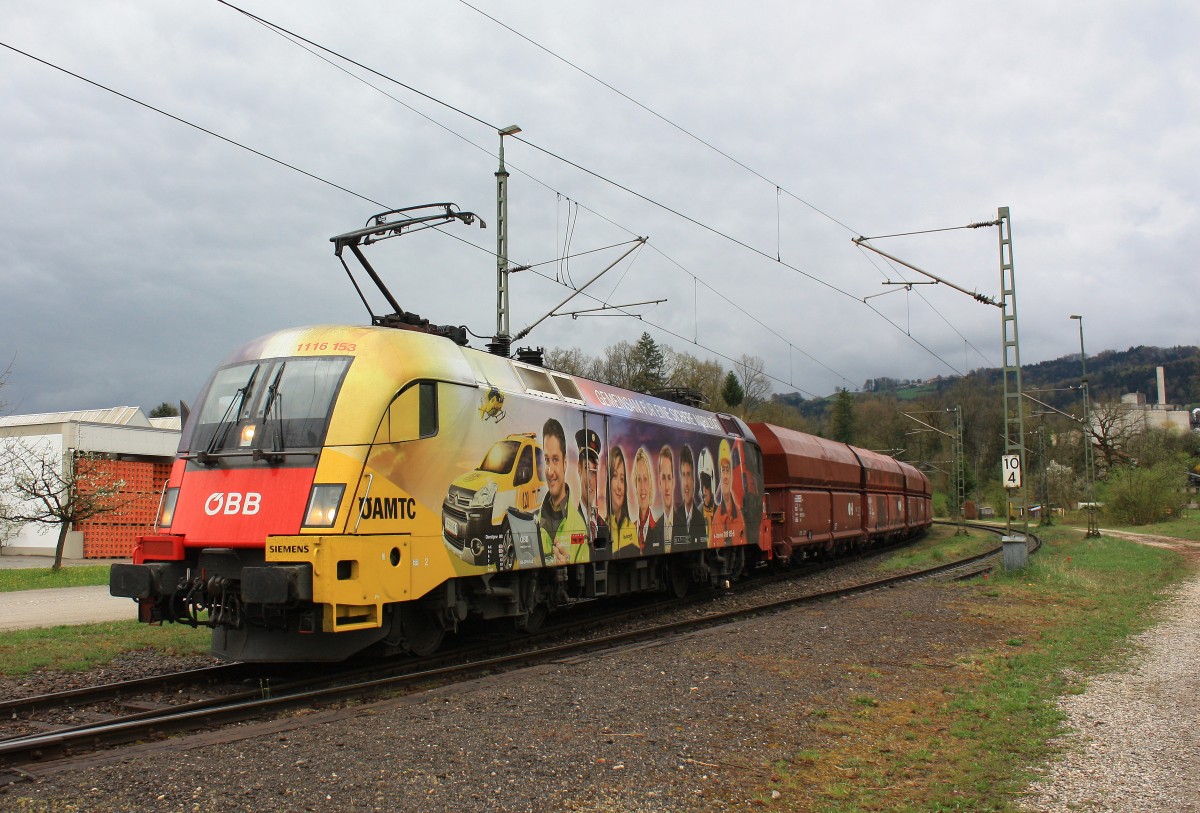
[1106,459,1188,525]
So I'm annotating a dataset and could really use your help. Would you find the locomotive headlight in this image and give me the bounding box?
[157,487,180,529]
[303,484,345,528]
[469,481,497,508]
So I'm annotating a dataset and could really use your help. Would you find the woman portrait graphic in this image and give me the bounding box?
[608,444,639,557]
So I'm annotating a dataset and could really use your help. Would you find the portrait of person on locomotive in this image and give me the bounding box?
[632,446,662,554]
[657,445,679,552]
[575,428,608,551]
[676,444,708,548]
[537,418,587,565]
[710,439,745,547]
[608,443,638,558]
[697,446,717,532]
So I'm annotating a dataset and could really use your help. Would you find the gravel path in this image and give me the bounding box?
[1019,536,1200,813]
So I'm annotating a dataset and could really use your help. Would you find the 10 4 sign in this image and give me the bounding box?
[1002,454,1023,489]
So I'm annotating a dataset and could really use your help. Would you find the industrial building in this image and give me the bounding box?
[0,407,179,558]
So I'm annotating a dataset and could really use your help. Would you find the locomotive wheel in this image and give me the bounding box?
[399,606,445,656]
[521,601,548,633]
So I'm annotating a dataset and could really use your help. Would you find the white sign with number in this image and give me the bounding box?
[1002,454,1022,489]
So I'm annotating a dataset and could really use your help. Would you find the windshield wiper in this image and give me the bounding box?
[200,364,261,464]
[254,363,287,463]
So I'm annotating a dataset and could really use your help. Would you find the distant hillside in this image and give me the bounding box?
[964,345,1200,406]
[791,345,1200,421]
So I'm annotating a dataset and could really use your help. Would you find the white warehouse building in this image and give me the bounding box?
[0,407,180,558]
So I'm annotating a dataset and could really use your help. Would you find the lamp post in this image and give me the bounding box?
[492,124,521,356]
[1070,314,1101,537]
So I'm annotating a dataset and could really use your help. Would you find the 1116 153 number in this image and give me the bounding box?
[296,341,356,352]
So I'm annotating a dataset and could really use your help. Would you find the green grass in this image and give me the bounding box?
[768,526,1191,811]
[1101,513,1200,541]
[0,565,113,592]
[876,525,998,572]
[931,532,1183,807]
[1056,509,1200,541]
[0,620,212,675]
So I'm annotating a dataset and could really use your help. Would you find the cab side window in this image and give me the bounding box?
[418,382,437,438]
[382,382,439,443]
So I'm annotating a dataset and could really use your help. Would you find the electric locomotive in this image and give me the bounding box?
[111,323,773,660]
[109,204,930,663]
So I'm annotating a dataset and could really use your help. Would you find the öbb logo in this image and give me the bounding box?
[204,492,262,516]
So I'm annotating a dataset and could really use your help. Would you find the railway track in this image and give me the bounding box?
[0,526,1031,784]
[0,537,908,734]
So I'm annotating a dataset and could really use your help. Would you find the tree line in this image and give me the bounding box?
[545,335,1200,526]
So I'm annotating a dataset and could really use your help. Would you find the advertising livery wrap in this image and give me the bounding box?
[111,324,773,661]
[111,323,930,661]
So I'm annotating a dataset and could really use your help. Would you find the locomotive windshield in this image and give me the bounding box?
[183,356,351,460]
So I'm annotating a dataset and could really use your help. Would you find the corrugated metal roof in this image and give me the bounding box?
[0,407,151,428]
[148,417,182,430]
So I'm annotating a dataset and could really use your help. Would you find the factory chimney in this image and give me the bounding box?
[1156,366,1167,407]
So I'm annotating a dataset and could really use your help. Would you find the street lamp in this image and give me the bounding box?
[492,124,522,356]
[1070,315,1101,537]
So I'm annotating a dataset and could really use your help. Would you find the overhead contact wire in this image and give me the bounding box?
[0,40,389,210]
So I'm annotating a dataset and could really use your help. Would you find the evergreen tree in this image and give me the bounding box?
[629,332,666,393]
[721,371,745,410]
[831,388,856,443]
[149,401,179,418]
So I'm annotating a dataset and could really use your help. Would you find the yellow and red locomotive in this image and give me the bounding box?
[110,320,932,661]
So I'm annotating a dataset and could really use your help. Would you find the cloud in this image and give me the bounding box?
[1,0,1197,417]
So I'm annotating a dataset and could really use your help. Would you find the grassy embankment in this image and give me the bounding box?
[0,565,210,674]
[764,522,1194,811]
[0,565,112,592]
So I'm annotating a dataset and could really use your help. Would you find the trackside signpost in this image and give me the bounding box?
[1001,452,1029,568]
[1002,454,1022,489]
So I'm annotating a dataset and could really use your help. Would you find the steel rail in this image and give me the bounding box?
[1,526,1032,779]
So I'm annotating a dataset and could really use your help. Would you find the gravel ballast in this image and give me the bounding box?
[5,538,1198,812]
[4,580,1004,812]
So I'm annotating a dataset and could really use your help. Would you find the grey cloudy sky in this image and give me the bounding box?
[2,1,1196,416]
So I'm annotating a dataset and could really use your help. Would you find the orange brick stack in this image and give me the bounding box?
[75,458,172,559]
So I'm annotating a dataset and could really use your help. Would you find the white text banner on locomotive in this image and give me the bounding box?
[590,388,722,432]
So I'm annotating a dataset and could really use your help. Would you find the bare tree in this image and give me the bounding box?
[1088,401,1140,474]
[543,346,601,379]
[752,398,812,431]
[0,439,126,569]
[598,340,638,389]
[734,354,771,419]
[664,349,725,408]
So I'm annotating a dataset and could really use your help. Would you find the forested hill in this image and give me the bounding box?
[844,344,1199,412]
[975,345,1199,404]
